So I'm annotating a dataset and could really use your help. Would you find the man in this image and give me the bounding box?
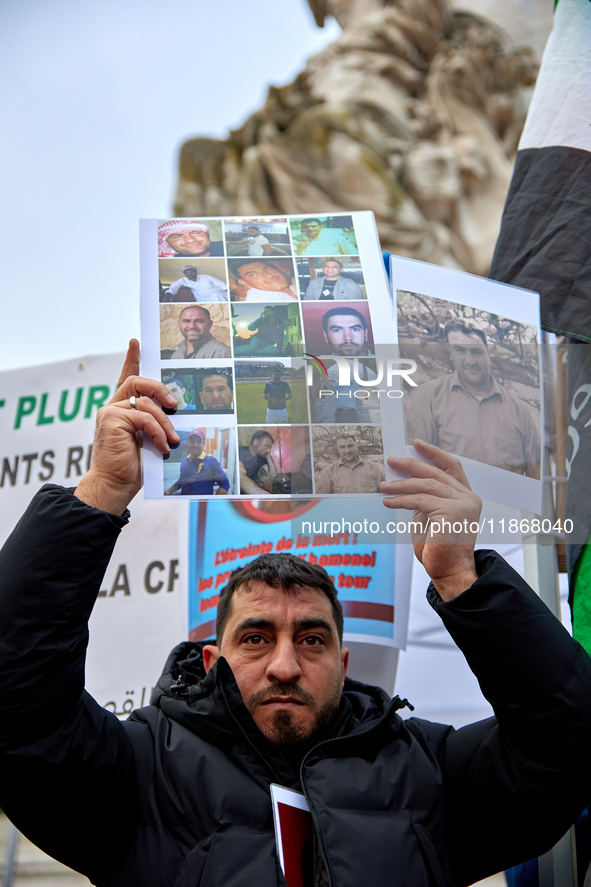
[234,306,285,356]
[313,359,379,424]
[164,430,230,496]
[407,320,541,478]
[170,305,231,359]
[162,265,227,302]
[303,259,363,300]
[233,225,272,257]
[315,433,385,494]
[164,375,194,411]
[263,369,292,423]
[1,344,591,887]
[160,221,225,257]
[230,259,297,301]
[321,306,373,358]
[198,372,234,413]
[239,429,277,495]
[295,218,353,256]
[314,308,375,421]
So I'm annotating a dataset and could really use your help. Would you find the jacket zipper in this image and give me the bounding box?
[218,680,285,785]
[298,696,413,887]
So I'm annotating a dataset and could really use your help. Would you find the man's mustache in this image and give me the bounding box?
[248,682,315,707]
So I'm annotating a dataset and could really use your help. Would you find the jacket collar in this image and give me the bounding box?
[151,641,406,786]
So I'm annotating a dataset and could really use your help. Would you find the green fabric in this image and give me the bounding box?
[572,543,591,656]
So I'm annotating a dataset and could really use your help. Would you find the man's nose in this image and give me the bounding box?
[265,639,302,684]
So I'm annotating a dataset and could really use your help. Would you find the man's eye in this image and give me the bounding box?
[302,636,324,646]
[244,635,266,645]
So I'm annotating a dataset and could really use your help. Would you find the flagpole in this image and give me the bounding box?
[522,448,577,887]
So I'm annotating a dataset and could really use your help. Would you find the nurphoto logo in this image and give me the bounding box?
[303,353,418,397]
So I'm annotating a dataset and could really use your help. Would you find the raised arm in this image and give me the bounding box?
[0,341,180,881]
[381,440,591,883]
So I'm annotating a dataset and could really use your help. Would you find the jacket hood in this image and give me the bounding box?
[151,641,410,743]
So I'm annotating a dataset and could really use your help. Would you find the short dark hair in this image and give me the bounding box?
[301,217,322,227]
[215,553,344,644]
[322,307,366,332]
[250,429,274,446]
[229,258,286,281]
[229,259,251,280]
[336,434,356,444]
[247,225,261,232]
[179,305,211,321]
[198,371,231,390]
[165,376,184,389]
[444,320,487,347]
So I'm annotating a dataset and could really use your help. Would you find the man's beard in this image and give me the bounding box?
[247,681,342,750]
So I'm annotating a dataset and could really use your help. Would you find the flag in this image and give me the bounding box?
[488,0,591,658]
[489,0,591,341]
[566,343,591,654]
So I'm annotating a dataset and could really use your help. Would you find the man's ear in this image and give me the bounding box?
[322,330,329,344]
[341,647,349,684]
[364,328,369,343]
[203,644,220,674]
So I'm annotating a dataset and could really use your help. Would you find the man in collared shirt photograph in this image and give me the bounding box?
[168,305,231,359]
[315,431,385,494]
[406,320,541,478]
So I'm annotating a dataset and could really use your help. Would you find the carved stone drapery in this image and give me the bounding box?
[173,0,537,275]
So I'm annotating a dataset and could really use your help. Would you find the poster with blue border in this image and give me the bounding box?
[188,497,412,649]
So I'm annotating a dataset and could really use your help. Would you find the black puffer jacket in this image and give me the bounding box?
[1,486,591,887]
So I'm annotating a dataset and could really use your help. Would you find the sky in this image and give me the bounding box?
[0,0,339,372]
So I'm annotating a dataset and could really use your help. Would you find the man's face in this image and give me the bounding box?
[323,313,368,356]
[336,437,358,464]
[165,381,186,407]
[247,227,260,237]
[301,221,322,240]
[199,375,232,411]
[184,267,198,281]
[263,308,278,324]
[187,435,204,459]
[322,261,342,280]
[447,331,491,390]
[167,228,211,256]
[253,435,274,457]
[178,307,212,344]
[238,262,289,292]
[206,584,348,748]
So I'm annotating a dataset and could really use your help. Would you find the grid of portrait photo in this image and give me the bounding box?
[140,213,394,499]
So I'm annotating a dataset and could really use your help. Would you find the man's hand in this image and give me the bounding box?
[380,440,482,601]
[74,340,180,515]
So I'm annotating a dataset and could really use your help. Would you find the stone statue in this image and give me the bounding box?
[173,0,538,275]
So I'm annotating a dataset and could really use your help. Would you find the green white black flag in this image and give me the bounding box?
[489,0,591,341]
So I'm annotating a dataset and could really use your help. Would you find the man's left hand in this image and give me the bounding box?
[380,440,482,601]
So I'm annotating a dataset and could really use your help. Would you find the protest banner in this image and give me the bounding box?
[187,497,413,688]
[0,353,187,712]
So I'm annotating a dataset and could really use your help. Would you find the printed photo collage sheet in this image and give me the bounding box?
[140,214,542,513]
[140,212,404,501]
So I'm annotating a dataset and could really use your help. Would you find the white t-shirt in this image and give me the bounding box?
[248,234,270,256]
[245,287,297,302]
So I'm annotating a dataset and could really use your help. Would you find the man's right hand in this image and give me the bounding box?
[74,340,179,515]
